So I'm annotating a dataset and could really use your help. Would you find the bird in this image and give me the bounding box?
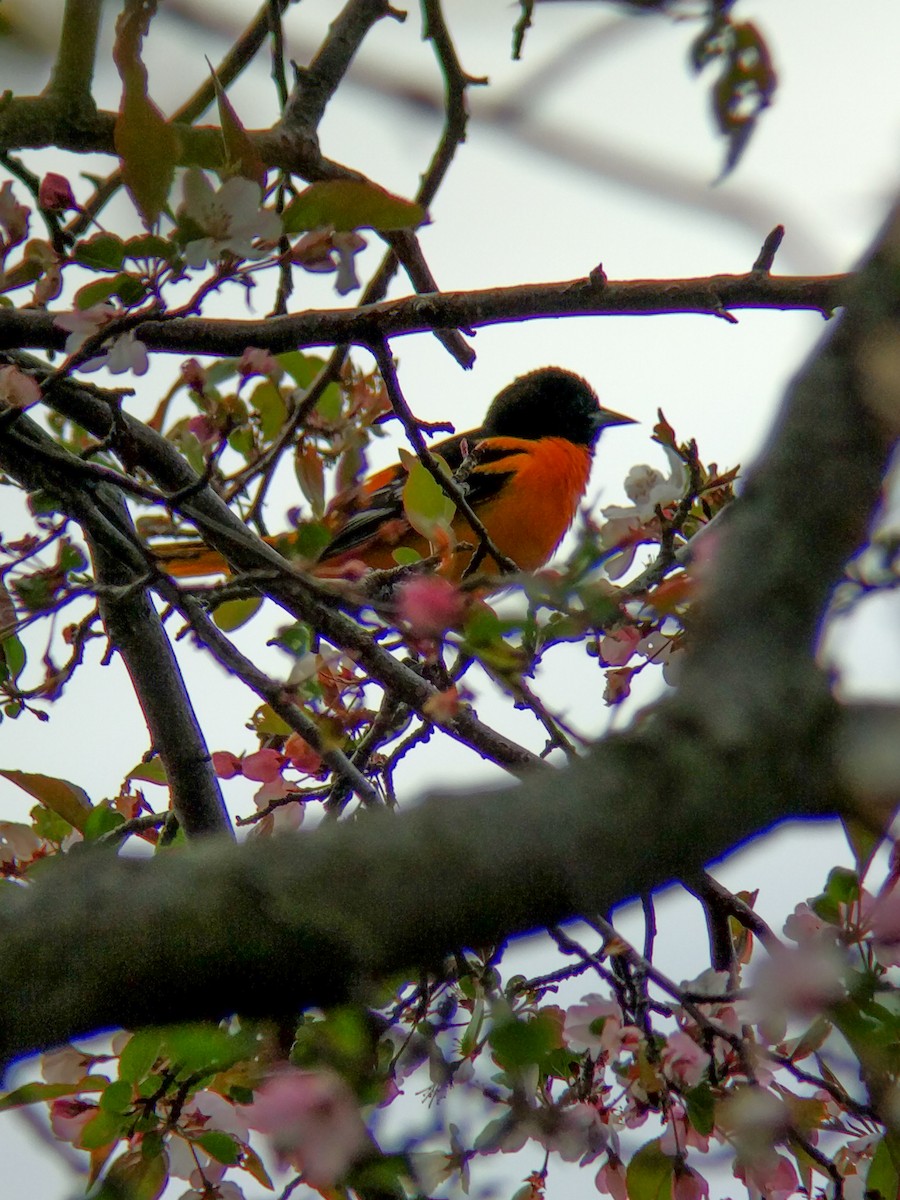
[151,367,635,583]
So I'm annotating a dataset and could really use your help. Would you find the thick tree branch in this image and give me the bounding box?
[0,272,848,358]
[44,0,103,115]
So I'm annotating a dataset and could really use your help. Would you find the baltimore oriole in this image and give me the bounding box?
[152,367,635,582]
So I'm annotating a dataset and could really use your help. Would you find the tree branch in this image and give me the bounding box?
[0,272,848,358]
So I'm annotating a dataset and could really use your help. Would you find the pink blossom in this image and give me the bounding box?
[603,667,634,705]
[660,1105,710,1156]
[237,347,280,380]
[101,330,149,376]
[867,884,900,966]
[54,304,148,376]
[240,748,284,783]
[283,732,323,775]
[211,751,242,779]
[49,1098,95,1144]
[41,1046,91,1085]
[179,169,281,267]
[180,358,207,393]
[752,944,846,1020]
[0,821,43,865]
[240,1068,369,1187]
[0,365,41,410]
[783,902,830,943]
[0,180,29,246]
[595,1156,628,1200]
[597,624,642,666]
[186,414,220,447]
[39,172,77,212]
[55,303,117,352]
[673,1166,709,1200]
[661,1030,710,1089]
[564,995,639,1056]
[734,1152,798,1200]
[397,576,466,639]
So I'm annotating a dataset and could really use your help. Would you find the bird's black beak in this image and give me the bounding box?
[594,407,637,432]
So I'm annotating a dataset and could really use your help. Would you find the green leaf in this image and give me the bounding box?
[684,1083,716,1136]
[278,522,330,563]
[118,1030,164,1084]
[251,380,287,440]
[392,547,422,566]
[99,1079,135,1115]
[277,351,327,387]
[209,64,266,189]
[0,634,25,683]
[272,621,313,657]
[124,233,178,263]
[160,1024,259,1076]
[30,802,73,844]
[74,277,121,309]
[0,1076,108,1112]
[79,1107,127,1150]
[867,1133,900,1200]
[97,1147,168,1200]
[72,233,125,272]
[283,179,426,234]
[212,596,263,632]
[626,1139,674,1200]
[194,1130,241,1165]
[489,1013,561,1070]
[127,759,168,786]
[842,816,881,878]
[112,1,181,226]
[83,803,125,840]
[0,770,92,832]
[825,866,860,906]
[401,453,455,543]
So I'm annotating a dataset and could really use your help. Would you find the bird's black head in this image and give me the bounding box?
[481,367,634,448]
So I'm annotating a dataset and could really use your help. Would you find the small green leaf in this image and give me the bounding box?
[401,454,455,543]
[626,1139,674,1200]
[74,277,121,309]
[392,547,422,566]
[30,803,73,844]
[0,1076,108,1112]
[867,1133,900,1200]
[161,1024,259,1076]
[251,380,286,440]
[119,1030,164,1084]
[98,1146,168,1200]
[278,522,330,563]
[489,1012,561,1070]
[684,1083,715,1136]
[78,1107,126,1150]
[278,350,327,387]
[72,233,125,272]
[0,635,25,683]
[212,596,263,632]
[83,803,125,840]
[283,180,426,234]
[194,1130,240,1165]
[272,621,313,657]
[127,759,168,786]
[99,1079,134,1115]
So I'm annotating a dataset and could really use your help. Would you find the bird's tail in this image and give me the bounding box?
[149,539,237,578]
